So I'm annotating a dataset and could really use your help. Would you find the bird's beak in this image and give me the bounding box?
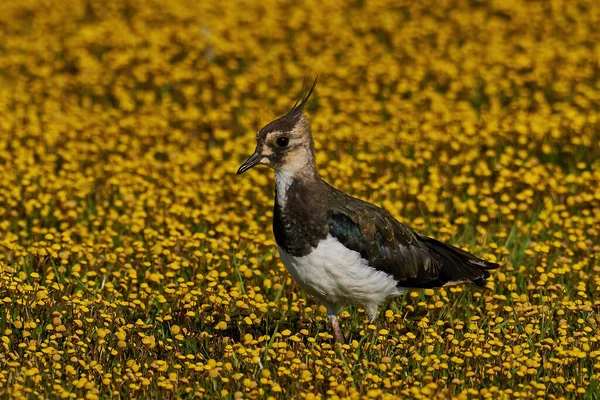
[237,150,263,175]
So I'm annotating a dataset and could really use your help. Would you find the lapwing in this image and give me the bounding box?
[237,77,499,344]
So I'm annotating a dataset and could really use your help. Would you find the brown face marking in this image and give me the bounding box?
[253,115,315,173]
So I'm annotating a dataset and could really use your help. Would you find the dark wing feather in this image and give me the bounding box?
[327,190,498,288]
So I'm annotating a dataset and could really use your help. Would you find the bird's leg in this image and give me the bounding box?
[329,315,344,344]
[327,308,344,344]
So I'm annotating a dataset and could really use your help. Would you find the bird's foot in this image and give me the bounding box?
[329,314,345,345]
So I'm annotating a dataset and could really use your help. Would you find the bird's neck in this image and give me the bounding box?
[275,152,319,209]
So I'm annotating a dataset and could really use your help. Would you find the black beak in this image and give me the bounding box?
[237,151,263,175]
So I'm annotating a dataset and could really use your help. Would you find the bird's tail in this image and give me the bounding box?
[418,235,499,287]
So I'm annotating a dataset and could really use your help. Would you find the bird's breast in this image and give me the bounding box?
[272,183,328,257]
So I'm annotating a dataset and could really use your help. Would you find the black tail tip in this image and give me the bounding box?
[470,260,498,287]
[470,259,500,270]
[483,260,500,270]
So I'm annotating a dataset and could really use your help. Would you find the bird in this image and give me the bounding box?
[237,77,499,344]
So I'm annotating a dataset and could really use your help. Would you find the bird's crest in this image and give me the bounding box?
[286,75,318,119]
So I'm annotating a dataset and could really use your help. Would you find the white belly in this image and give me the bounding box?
[278,235,405,318]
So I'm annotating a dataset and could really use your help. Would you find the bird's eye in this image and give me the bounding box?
[276,137,289,147]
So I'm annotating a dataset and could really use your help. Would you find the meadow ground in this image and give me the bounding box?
[1,0,600,398]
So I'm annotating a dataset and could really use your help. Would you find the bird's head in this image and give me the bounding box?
[237,77,318,176]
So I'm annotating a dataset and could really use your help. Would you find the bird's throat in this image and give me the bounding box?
[275,169,295,209]
[275,148,318,209]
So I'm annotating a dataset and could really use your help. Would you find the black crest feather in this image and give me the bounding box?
[256,75,319,138]
[287,75,318,119]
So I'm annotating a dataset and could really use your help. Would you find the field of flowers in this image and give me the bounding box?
[0,0,599,398]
